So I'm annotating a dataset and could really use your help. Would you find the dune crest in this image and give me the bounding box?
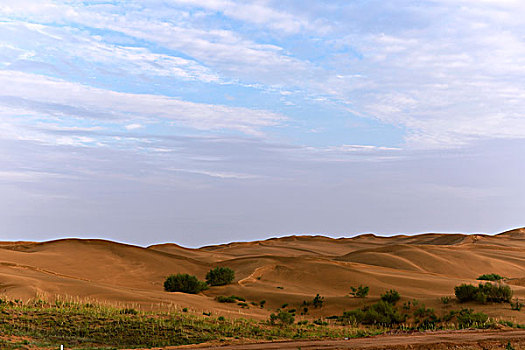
[0,228,524,321]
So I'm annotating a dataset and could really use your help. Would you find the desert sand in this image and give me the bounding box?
[1,228,525,347]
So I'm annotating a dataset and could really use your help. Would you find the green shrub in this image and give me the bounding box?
[381,289,401,304]
[478,282,513,303]
[340,309,365,325]
[216,296,236,303]
[164,274,208,294]
[455,284,478,302]
[206,267,235,286]
[511,299,523,311]
[478,273,503,281]
[440,296,451,304]
[349,285,369,298]
[120,308,138,315]
[455,283,512,303]
[363,301,405,325]
[259,300,266,308]
[341,301,404,326]
[269,311,295,325]
[455,308,489,329]
[313,318,328,326]
[217,316,225,321]
[413,306,439,330]
[312,294,324,308]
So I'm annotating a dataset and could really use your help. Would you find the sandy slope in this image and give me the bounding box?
[1,228,525,323]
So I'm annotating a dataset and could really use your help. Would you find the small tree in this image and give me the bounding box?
[313,294,324,308]
[164,274,208,294]
[269,311,295,325]
[350,285,369,298]
[381,289,400,305]
[206,267,235,286]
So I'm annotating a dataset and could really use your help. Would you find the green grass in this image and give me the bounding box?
[0,298,375,349]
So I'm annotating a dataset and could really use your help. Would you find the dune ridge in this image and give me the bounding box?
[1,229,524,322]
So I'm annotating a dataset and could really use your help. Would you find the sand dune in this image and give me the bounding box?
[1,229,525,322]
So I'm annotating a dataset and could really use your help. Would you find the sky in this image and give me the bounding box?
[0,0,524,247]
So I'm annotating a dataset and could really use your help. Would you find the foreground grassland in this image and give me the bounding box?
[0,298,377,349]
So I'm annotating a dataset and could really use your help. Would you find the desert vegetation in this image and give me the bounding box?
[478,273,504,281]
[0,297,375,349]
[2,230,525,348]
[455,283,513,304]
[206,267,235,286]
[349,285,369,298]
[164,273,208,293]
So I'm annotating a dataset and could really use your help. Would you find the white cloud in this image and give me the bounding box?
[170,168,259,179]
[0,71,285,136]
[124,124,143,131]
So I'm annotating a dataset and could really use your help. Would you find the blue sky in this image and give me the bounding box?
[0,0,524,246]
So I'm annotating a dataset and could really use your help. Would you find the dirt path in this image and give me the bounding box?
[169,329,525,349]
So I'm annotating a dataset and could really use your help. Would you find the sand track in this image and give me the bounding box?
[170,329,525,349]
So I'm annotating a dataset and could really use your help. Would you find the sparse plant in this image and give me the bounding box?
[440,296,451,304]
[313,318,328,326]
[349,285,369,298]
[381,290,400,305]
[281,303,289,308]
[259,300,266,308]
[511,299,523,311]
[216,296,236,303]
[455,308,489,329]
[269,311,295,325]
[205,267,235,286]
[120,308,138,315]
[413,305,439,330]
[341,300,405,326]
[164,273,208,294]
[478,273,503,281]
[313,294,324,308]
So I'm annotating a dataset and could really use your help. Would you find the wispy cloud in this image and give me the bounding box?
[1,0,524,244]
[0,71,285,137]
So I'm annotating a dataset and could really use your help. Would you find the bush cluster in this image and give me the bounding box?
[164,274,208,294]
[206,267,235,286]
[269,310,295,325]
[449,308,490,328]
[349,285,369,298]
[216,295,245,303]
[477,273,503,281]
[455,283,513,304]
[341,300,405,326]
[164,267,235,294]
[381,289,401,304]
